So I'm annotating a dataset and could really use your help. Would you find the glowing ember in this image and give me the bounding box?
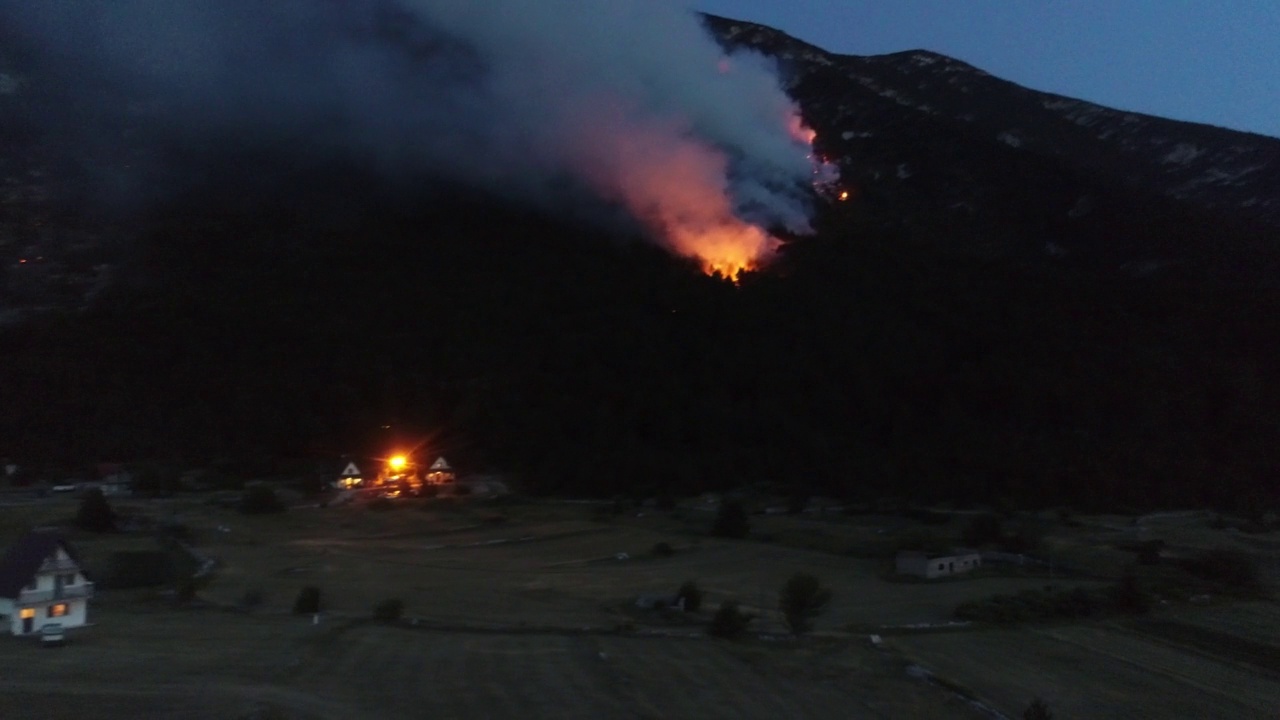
[839,190,850,201]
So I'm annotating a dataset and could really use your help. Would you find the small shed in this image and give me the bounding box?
[896,550,982,579]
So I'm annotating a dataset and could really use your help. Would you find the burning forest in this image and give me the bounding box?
[1,0,833,281]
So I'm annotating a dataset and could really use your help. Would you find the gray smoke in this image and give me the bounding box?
[2,0,818,267]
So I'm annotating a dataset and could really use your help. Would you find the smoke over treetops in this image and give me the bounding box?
[3,0,828,278]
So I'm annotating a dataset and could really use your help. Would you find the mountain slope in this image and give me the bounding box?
[0,13,1277,513]
[706,15,1280,283]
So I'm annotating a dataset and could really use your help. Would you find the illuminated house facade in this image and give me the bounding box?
[425,457,455,484]
[0,531,93,636]
[333,460,365,489]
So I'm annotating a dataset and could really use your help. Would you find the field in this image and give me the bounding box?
[2,494,1278,719]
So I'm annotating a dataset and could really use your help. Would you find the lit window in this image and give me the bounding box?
[48,604,68,618]
[19,608,35,619]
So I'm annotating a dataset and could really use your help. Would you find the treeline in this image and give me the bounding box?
[1,175,1276,515]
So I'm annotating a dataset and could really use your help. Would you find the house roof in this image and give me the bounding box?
[0,530,86,599]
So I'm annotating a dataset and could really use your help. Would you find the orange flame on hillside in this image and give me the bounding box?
[569,104,821,282]
[788,113,817,146]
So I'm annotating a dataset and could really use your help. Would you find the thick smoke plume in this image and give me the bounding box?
[2,0,820,277]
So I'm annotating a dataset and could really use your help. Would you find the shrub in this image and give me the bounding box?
[712,499,749,539]
[651,542,675,558]
[1023,697,1053,720]
[896,530,950,555]
[374,598,405,623]
[676,581,703,612]
[1000,523,1043,553]
[780,573,832,635]
[708,601,753,639]
[1135,539,1164,565]
[293,586,322,615]
[240,485,285,515]
[75,488,116,532]
[1182,548,1261,591]
[104,551,175,589]
[239,589,265,610]
[961,514,1003,547]
[1110,571,1152,615]
[174,578,198,605]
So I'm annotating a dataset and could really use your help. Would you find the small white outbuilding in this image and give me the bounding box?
[895,550,982,579]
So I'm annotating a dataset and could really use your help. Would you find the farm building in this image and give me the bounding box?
[0,530,94,636]
[895,550,982,579]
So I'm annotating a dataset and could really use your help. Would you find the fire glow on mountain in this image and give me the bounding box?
[2,0,829,278]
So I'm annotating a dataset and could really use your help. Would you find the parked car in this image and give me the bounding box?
[40,623,66,647]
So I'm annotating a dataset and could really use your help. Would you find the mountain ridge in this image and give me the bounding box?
[0,12,1277,513]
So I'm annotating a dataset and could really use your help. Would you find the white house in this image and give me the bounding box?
[895,549,982,579]
[0,531,94,636]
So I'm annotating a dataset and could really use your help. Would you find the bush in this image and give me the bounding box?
[651,542,675,558]
[293,586,322,615]
[708,601,753,639]
[961,514,1003,547]
[712,499,749,539]
[1109,571,1152,615]
[1023,697,1053,720]
[1000,523,1043,553]
[1135,539,1164,565]
[374,598,404,623]
[780,573,832,635]
[75,488,116,532]
[240,485,285,515]
[104,551,176,589]
[676,581,703,612]
[1182,548,1261,591]
[174,578,198,605]
[239,589,265,610]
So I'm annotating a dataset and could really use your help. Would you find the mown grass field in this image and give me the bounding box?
[2,496,1278,718]
[0,604,987,720]
[890,620,1280,719]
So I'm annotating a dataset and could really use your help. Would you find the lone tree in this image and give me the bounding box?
[712,499,749,539]
[75,488,116,533]
[780,573,832,635]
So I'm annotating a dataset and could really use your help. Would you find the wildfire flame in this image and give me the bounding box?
[788,113,818,146]
[568,96,826,282]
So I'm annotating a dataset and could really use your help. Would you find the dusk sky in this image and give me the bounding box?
[696,0,1280,139]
